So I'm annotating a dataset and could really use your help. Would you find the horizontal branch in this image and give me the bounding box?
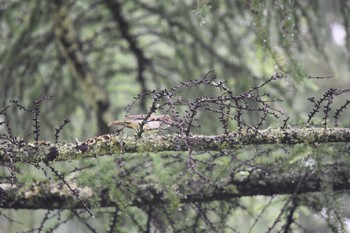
[0,162,349,209]
[1,127,350,163]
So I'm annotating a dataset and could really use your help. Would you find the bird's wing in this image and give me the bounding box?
[125,115,147,120]
[107,120,126,127]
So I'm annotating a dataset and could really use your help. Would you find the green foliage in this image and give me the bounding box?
[1,0,350,232]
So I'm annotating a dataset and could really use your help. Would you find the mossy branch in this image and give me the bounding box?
[1,127,350,164]
[0,156,349,209]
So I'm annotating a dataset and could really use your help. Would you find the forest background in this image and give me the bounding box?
[1,0,350,232]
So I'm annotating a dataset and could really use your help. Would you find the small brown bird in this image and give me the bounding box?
[108,114,173,132]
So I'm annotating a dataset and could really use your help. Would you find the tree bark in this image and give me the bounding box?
[1,127,350,163]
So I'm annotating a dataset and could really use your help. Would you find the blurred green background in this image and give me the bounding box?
[1,0,349,141]
[1,0,350,232]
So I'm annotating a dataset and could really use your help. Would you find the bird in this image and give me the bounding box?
[108,114,173,132]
